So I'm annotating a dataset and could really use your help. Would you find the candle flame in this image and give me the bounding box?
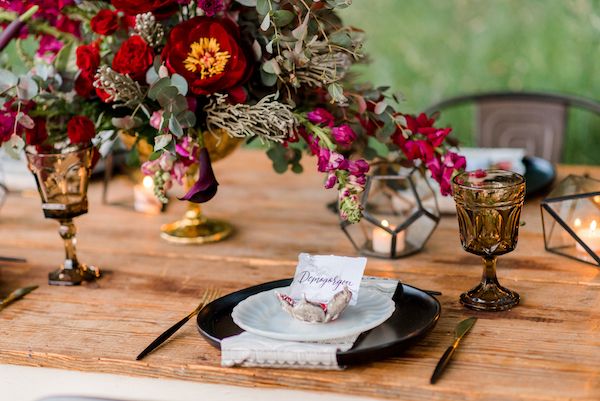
[591,220,597,232]
[381,220,390,228]
[143,176,154,189]
[594,195,600,203]
[574,218,582,228]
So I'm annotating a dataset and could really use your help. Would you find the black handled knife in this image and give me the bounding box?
[430,317,477,384]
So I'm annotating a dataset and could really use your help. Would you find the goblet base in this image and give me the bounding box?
[160,217,233,244]
[460,283,520,311]
[49,264,101,286]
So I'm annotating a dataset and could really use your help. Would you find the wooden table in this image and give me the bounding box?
[0,149,598,401]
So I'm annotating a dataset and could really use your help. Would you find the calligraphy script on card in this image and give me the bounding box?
[289,253,367,305]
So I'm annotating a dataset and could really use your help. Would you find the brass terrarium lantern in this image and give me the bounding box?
[541,175,600,266]
[341,168,441,259]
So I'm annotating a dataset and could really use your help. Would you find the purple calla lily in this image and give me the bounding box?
[0,6,39,52]
[179,147,219,203]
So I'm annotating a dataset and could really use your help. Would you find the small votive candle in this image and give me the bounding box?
[133,176,162,215]
[372,220,406,255]
[575,219,600,254]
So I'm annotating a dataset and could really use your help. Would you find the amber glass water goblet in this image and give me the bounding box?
[452,169,525,311]
[26,145,101,286]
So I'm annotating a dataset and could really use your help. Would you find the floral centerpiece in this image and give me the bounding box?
[0,0,465,224]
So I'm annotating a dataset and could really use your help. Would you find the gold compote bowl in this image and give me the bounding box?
[26,145,101,285]
[160,129,241,244]
[452,169,525,311]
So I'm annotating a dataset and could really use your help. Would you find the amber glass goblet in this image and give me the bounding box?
[26,145,100,286]
[452,169,525,311]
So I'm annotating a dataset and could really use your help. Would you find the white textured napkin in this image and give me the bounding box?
[221,276,398,370]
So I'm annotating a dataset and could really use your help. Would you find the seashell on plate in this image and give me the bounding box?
[275,286,353,323]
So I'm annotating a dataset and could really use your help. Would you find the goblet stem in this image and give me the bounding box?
[459,256,520,311]
[59,218,79,270]
[48,218,100,286]
[481,256,499,287]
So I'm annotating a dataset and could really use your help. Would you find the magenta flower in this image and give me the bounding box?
[324,172,337,189]
[307,108,335,127]
[0,111,16,143]
[175,136,199,166]
[331,124,357,146]
[426,128,452,148]
[198,0,224,16]
[317,148,348,173]
[348,159,369,176]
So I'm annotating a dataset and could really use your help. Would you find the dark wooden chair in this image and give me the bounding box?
[424,92,600,163]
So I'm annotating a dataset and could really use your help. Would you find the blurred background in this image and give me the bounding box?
[341,0,600,165]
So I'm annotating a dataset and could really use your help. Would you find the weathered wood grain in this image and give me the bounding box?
[0,150,598,401]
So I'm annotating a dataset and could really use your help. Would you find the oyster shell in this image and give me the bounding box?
[276,286,353,323]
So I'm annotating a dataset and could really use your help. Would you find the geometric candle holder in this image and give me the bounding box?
[540,175,600,266]
[340,167,441,259]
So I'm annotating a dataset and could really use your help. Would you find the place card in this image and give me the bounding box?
[288,253,367,305]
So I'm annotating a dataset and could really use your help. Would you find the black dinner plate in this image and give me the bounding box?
[197,279,441,366]
[523,156,556,198]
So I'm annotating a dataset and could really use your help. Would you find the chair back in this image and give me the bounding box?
[425,92,600,164]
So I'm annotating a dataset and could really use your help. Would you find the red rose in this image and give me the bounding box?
[162,17,251,96]
[25,118,48,146]
[76,42,100,76]
[91,9,119,35]
[111,0,177,18]
[67,115,96,144]
[75,74,95,98]
[112,35,154,81]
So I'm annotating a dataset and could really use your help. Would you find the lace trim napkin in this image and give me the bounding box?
[221,276,398,370]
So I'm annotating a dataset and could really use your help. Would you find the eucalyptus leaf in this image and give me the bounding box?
[367,136,390,158]
[260,13,270,31]
[171,73,188,96]
[146,66,159,85]
[272,10,294,27]
[54,41,74,74]
[329,31,352,48]
[374,100,388,115]
[149,150,161,161]
[176,110,196,128]
[154,133,173,150]
[260,69,277,86]
[168,116,183,137]
[327,83,347,104]
[236,0,256,5]
[256,0,269,15]
[16,76,38,100]
[0,69,18,92]
[16,112,34,129]
[2,135,24,159]
[291,163,303,174]
[148,77,171,100]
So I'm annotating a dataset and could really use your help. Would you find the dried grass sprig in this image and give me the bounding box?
[205,94,297,144]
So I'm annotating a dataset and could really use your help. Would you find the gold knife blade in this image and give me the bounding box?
[430,317,477,384]
[0,285,39,311]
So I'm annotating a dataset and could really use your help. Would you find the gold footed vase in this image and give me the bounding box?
[160,130,240,244]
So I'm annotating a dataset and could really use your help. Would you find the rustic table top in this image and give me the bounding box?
[0,149,598,401]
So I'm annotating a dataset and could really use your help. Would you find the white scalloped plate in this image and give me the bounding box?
[231,286,395,342]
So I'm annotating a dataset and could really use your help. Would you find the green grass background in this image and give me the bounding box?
[341,0,600,164]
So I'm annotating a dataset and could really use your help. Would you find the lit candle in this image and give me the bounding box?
[372,220,406,255]
[133,176,162,214]
[575,219,600,254]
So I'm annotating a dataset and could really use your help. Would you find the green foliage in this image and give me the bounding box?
[342,0,600,164]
